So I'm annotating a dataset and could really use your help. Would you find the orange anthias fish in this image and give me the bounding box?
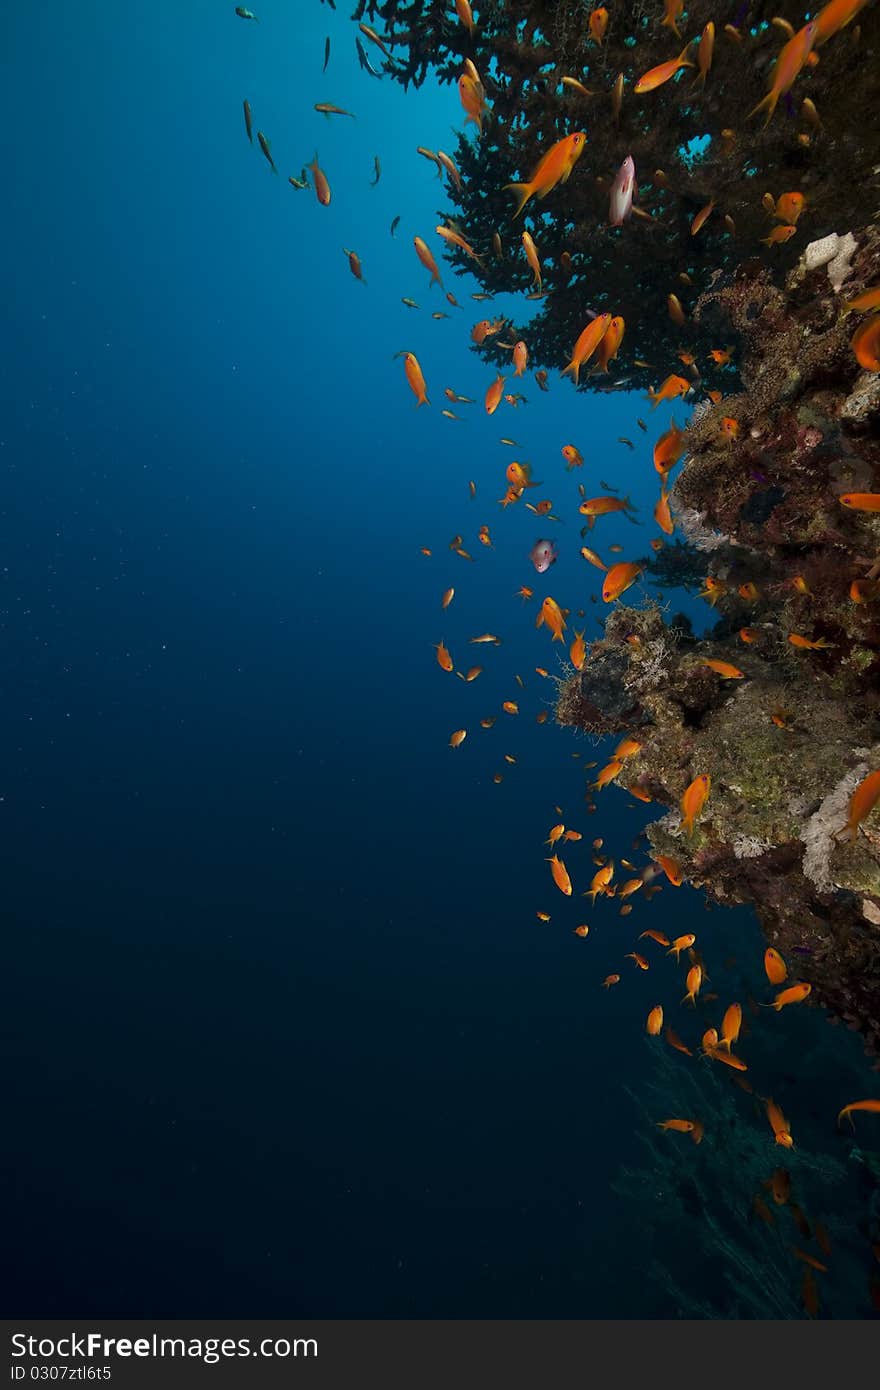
[767,982,812,1010]
[562,314,612,384]
[602,973,620,988]
[843,768,880,841]
[851,316,880,372]
[719,1003,742,1051]
[585,863,614,903]
[593,758,623,790]
[570,630,587,670]
[458,72,486,133]
[654,489,674,535]
[775,192,806,224]
[766,1097,794,1148]
[562,444,584,470]
[603,562,643,603]
[472,316,507,345]
[748,21,819,126]
[403,352,429,406]
[764,947,788,985]
[536,596,567,641]
[307,153,331,206]
[788,633,834,650]
[654,854,683,886]
[840,492,880,512]
[661,0,684,36]
[762,224,797,247]
[449,728,467,749]
[691,199,715,236]
[647,1005,664,1036]
[701,659,744,679]
[694,20,715,87]
[579,494,633,523]
[435,640,454,672]
[596,316,625,373]
[654,419,685,475]
[589,6,609,43]
[681,774,711,836]
[635,45,695,94]
[648,374,691,408]
[843,286,880,315]
[548,854,573,895]
[414,235,443,288]
[485,375,506,415]
[656,1118,698,1137]
[504,132,586,219]
[837,1098,880,1129]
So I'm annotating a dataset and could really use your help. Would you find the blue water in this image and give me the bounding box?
[2,2,877,1318]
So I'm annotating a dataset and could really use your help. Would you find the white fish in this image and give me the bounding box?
[609,156,635,228]
[528,539,558,574]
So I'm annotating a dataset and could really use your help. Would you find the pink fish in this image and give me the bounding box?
[609,156,635,228]
[529,539,558,574]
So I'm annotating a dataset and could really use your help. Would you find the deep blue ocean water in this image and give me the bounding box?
[2,1,878,1318]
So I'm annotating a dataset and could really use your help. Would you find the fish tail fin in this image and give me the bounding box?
[503,181,534,219]
[747,90,777,126]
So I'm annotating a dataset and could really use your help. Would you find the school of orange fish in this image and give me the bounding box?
[237,0,880,1315]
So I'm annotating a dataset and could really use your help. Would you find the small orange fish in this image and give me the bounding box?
[635,44,695,94]
[522,230,543,292]
[596,316,625,373]
[839,492,880,512]
[615,738,642,759]
[739,627,759,643]
[435,640,454,672]
[690,199,715,236]
[837,1098,880,1129]
[602,973,620,988]
[570,630,587,670]
[698,577,726,607]
[485,374,506,415]
[766,1097,794,1149]
[449,729,467,749]
[654,854,683,886]
[403,351,429,406]
[653,419,685,475]
[602,562,643,603]
[719,1003,742,1050]
[654,490,674,535]
[767,982,811,1011]
[562,444,584,470]
[536,596,567,642]
[842,768,880,841]
[788,633,834,650]
[414,235,443,288]
[307,153,331,205]
[851,315,880,372]
[762,224,797,247]
[504,132,587,220]
[708,1047,748,1071]
[562,314,612,385]
[536,910,551,922]
[764,948,788,985]
[701,659,744,679]
[681,774,711,836]
[656,1118,696,1135]
[502,700,519,715]
[548,854,573,896]
[647,1006,664,1035]
[718,416,739,442]
[775,192,806,224]
[585,863,614,903]
[648,374,691,408]
[626,952,649,971]
[748,20,819,127]
[573,924,589,938]
[589,6,608,43]
[593,758,623,790]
